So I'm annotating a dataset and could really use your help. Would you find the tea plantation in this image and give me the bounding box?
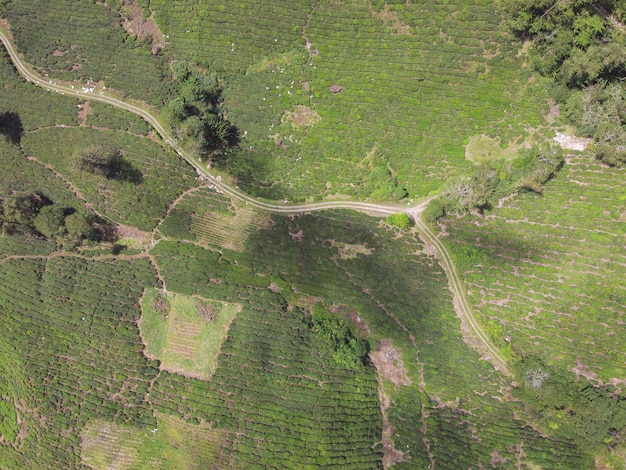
[0,0,624,468]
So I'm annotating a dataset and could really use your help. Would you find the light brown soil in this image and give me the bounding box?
[117,224,151,242]
[196,301,216,322]
[373,5,412,35]
[283,105,321,128]
[119,0,165,55]
[77,101,92,126]
[370,340,412,388]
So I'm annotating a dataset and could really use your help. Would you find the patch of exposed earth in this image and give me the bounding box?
[553,132,591,152]
[119,0,165,55]
[282,105,321,128]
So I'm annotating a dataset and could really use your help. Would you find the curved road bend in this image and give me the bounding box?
[0,28,509,374]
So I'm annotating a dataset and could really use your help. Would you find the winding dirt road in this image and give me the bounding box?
[0,27,509,374]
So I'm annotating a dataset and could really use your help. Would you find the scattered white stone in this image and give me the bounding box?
[553,132,592,152]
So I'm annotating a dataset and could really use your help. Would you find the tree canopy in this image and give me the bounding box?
[505,0,626,165]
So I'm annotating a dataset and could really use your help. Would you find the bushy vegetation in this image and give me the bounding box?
[506,0,626,165]
[310,305,369,370]
[21,127,196,231]
[162,61,237,158]
[386,212,412,229]
[438,143,564,215]
[440,153,625,459]
[2,0,176,106]
[514,356,626,450]
[147,0,550,200]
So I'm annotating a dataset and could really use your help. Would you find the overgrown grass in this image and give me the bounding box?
[80,413,227,469]
[140,289,239,380]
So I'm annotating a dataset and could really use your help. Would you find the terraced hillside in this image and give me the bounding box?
[441,154,625,380]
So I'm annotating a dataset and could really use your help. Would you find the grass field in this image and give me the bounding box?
[140,289,240,380]
[81,413,227,469]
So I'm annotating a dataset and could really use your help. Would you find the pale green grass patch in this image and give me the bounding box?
[465,134,532,162]
[139,289,240,379]
[80,413,226,470]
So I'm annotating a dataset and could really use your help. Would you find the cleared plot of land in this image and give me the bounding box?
[190,200,273,252]
[140,289,239,379]
[80,413,226,469]
[441,154,626,381]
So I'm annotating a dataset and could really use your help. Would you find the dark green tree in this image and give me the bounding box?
[64,212,95,241]
[33,205,66,239]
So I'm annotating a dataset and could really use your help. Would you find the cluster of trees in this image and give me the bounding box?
[1,191,97,246]
[505,0,626,165]
[514,356,626,451]
[563,82,626,165]
[0,111,24,145]
[161,61,237,158]
[310,305,369,370]
[436,144,563,216]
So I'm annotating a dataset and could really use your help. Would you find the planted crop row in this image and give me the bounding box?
[157,187,231,240]
[0,256,161,467]
[442,155,626,379]
[21,127,197,231]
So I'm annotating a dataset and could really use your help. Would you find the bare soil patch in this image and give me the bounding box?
[335,242,373,260]
[196,300,216,322]
[119,0,165,55]
[282,105,321,128]
[116,223,152,250]
[372,5,412,35]
[553,132,591,152]
[370,340,411,387]
[77,101,93,127]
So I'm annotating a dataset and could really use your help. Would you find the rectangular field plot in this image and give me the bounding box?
[190,200,273,252]
[140,289,240,380]
[80,413,227,470]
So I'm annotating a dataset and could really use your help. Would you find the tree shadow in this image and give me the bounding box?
[108,155,144,184]
[0,111,24,145]
[212,146,273,197]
